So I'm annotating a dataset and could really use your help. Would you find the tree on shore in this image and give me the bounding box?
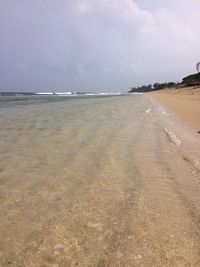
[196,62,200,73]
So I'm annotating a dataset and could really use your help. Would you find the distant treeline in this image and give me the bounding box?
[129,71,200,93]
[128,82,176,93]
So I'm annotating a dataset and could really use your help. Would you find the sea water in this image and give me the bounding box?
[0,93,146,265]
[0,94,138,190]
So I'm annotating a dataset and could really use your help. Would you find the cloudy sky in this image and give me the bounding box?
[0,0,200,92]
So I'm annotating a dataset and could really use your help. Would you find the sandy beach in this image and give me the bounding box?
[150,87,200,131]
[150,87,200,172]
[1,94,200,266]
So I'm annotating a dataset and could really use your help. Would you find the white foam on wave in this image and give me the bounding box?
[37,92,54,95]
[160,107,170,117]
[128,122,136,128]
[145,108,151,113]
[54,92,72,95]
[164,128,181,146]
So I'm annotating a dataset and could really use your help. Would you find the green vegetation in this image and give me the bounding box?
[129,82,176,93]
[129,64,200,93]
[182,72,200,86]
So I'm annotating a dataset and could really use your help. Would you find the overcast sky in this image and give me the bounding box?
[0,0,200,92]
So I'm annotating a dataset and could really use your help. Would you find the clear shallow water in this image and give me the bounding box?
[0,94,140,204]
[0,94,145,265]
[1,94,200,266]
[0,95,127,162]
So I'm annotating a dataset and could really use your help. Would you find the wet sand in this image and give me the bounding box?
[1,95,200,266]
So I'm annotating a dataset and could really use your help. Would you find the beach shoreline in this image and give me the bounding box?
[149,87,200,172]
[149,87,200,131]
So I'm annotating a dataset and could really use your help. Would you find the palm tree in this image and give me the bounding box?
[196,62,200,73]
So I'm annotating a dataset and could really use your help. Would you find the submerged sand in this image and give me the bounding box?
[1,95,200,266]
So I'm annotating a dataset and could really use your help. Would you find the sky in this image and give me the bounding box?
[0,0,200,92]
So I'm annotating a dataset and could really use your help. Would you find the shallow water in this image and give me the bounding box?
[1,94,200,267]
[0,95,137,175]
